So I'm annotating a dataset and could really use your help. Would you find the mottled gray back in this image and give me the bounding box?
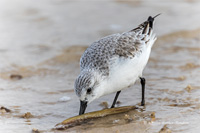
[80,20,152,76]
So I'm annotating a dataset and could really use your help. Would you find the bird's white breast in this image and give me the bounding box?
[97,44,152,97]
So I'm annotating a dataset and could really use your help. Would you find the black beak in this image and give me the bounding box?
[79,100,87,115]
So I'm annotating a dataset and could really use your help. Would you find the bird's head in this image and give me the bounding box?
[74,71,101,115]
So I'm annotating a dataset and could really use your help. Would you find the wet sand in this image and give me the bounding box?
[0,0,200,133]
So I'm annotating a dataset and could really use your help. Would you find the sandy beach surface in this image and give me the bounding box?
[0,0,200,132]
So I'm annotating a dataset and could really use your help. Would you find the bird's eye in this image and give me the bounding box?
[87,88,92,94]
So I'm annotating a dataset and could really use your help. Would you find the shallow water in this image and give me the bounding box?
[0,0,200,132]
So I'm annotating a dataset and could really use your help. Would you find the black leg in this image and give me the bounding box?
[111,91,121,108]
[140,77,146,106]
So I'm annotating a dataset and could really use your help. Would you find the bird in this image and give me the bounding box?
[74,14,160,115]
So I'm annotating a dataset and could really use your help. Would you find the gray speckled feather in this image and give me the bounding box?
[80,20,152,76]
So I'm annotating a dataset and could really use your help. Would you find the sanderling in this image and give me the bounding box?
[75,14,160,115]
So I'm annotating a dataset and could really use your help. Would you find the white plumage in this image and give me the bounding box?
[74,14,159,115]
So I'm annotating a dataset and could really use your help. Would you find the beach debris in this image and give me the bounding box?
[159,124,172,133]
[54,106,137,130]
[116,101,121,105]
[10,74,23,80]
[58,96,71,102]
[168,103,192,107]
[32,128,40,133]
[21,112,34,118]
[0,106,11,113]
[175,76,186,81]
[150,112,156,121]
[179,63,199,70]
[124,114,133,122]
[99,102,109,109]
[184,85,193,93]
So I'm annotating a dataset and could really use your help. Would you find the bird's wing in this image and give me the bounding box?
[114,15,158,59]
[80,34,121,75]
[114,32,145,59]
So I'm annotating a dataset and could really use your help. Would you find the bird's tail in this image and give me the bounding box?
[142,13,161,34]
[131,13,161,34]
[129,14,160,48]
